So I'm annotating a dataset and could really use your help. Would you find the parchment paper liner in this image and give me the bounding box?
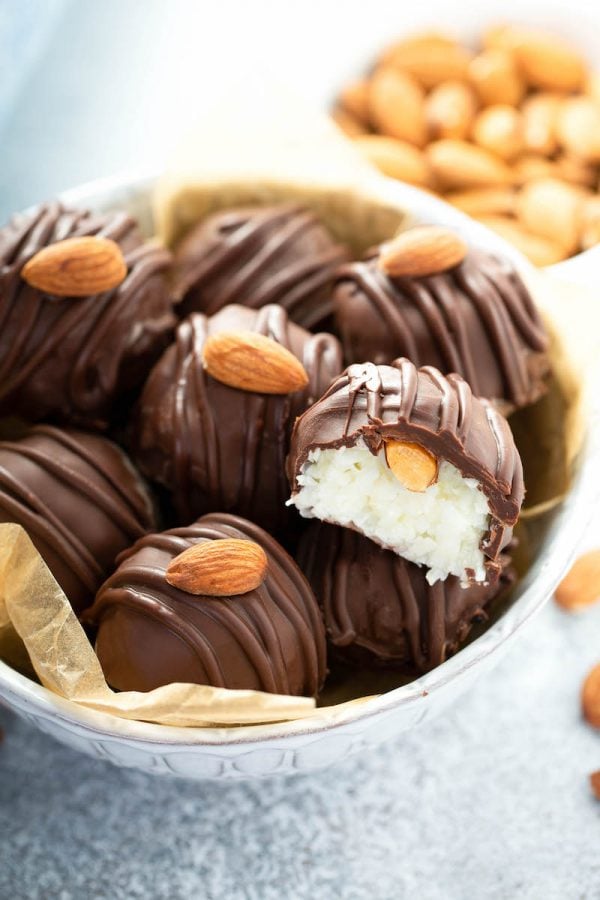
[0,108,597,729]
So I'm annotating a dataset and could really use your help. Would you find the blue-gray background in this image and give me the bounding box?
[1,2,599,897]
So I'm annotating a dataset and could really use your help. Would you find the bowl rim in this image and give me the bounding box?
[0,169,597,748]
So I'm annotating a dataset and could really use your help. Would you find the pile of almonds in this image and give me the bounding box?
[333,24,600,266]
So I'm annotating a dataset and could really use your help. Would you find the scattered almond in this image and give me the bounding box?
[516,178,587,255]
[521,93,562,156]
[339,79,371,125]
[426,139,512,190]
[445,187,516,216]
[557,97,600,162]
[353,135,432,187]
[21,236,127,297]
[590,771,600,800]
[379,225,467,278]
[582,663,600,729]
[384,439,438,492]
[425,80,478,140]
[475,215,568,266]
[472,105,523,161]
[368,67,426,146]
[469,49,525,107]
[202,331,309,394]
[555,550,600,610]
[166,539,268,597]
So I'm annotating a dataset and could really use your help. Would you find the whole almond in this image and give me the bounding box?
[591,772,600,800]
[475,215,568,266]
[425,80,478,140]
[353,135,432,187]
[512,154,557,186]
[379,226,468,278]
[387,40,473,89]
[521,93,562,156]
[384,439,438,492]
[557,97,600,162]
[580,197,600,250]
[165,539,267,597]
[426,139,512,190]
[555,550,600,610]
[513,31,586,92]
[472,105,523,161]
[468,49,525,107]
[339,79,371,124]
[556,154,597,188]
[516,177,586,254]
[21,236,127,297]
[368,67,426,146]
[203,331,309,394]
[332,107,367,138]
[582,663,600,729]
[445,187,516,217]
[381,32,458,66]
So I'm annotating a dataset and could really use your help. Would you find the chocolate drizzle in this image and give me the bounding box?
[134,303,343,533]
[0,201,175,427]
[85,513,327,696]
[287,358,524,576]
[298,522,515,673]
[0,425,156,613]
[333,248,550,414]
[173,204,350,330]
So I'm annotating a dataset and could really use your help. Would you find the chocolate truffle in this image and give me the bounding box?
[333,246,549,414]
[0,201,175,428]
[298,522,515,673]
[134,303,343,534]
[85,513,327,696]
[172,204,350,330]
[287,358,524,585]
[0,425,156,614]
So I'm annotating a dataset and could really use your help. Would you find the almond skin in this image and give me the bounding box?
[472,105,523,161]
[379,226,468,278]
[468,49,525,107]
[516,178,587,255]
[582,663,600,729]
[425,80,478,140]
[165,539,268,597]
[555,550,600,610]
[384,440,438,492]
[426,139,512,189]
[202,331,309,394]
[368,67,427,146]
[21,236,127,297]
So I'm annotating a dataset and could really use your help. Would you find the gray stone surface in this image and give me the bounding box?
[0,2,600,897]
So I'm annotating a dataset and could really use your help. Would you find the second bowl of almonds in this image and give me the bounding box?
[333,23,600,266]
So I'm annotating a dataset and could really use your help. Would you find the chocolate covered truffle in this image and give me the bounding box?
[287,358,524,585]
[172,204,350,330]
[0,425,156,614]
[85,513,327,696]
[298,522,515,673]
[0,201,175,428]
[134,303,343,533]
[333,242,549,414]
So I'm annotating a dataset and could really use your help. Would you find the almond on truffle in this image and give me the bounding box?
[22,236,127,297]
[165,538,268,597]
[379,226,468,278]
[202,331,309,394]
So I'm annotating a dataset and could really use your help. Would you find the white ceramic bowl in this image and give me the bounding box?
[0,172,597,781]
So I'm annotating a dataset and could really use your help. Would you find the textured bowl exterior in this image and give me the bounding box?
[0,172,597,780]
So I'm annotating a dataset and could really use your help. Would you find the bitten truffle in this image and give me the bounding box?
[85,513,327,696]
[0,201,175,428]
[333,246,549,414]
[133,303,343,534]
[298,522,515,673]
[172,204,350,329]
[0,425,156,614]
[287,358,524,585]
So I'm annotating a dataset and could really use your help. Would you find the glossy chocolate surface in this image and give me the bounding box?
[0,425,156,614]
[86,513,327,696]
[333,248,549,414]
[298,522,515,672]
[0,201,175,428]
[134,303,343,534]
[173,204,350,330]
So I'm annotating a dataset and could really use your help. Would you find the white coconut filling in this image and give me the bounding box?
[289,440,491,584]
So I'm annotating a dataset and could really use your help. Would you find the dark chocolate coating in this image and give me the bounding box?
[287,358,524,579]
[298,522,515,673]
[85,513,327,696]
[172,204,350,330]
[0,425,156,614]
[134,303,343,534]
[333,248,549,414]
[0,201,176,428]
